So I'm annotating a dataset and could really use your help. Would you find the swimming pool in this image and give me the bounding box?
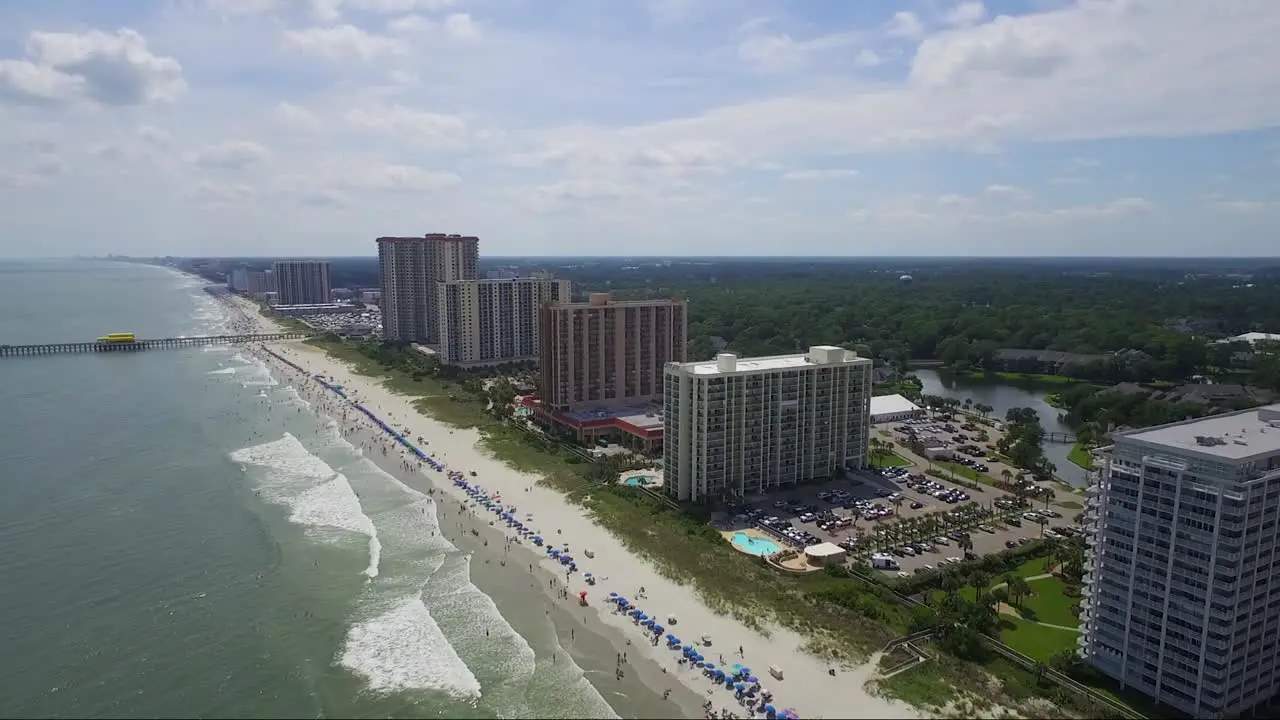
[730,531,782,557]
[624,475,657,487]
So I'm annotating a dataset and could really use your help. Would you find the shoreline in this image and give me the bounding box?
[265,355,699,719]
[212,288,919,720]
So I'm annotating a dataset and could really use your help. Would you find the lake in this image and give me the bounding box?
[913,369,1087,488]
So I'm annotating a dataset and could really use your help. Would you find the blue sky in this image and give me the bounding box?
[0,0,1278,257]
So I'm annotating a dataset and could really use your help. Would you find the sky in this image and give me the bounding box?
[1,0,1278,258]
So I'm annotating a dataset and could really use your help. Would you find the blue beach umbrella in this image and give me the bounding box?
[704,663,716,670]
[764,705,776,715]
[747,676,758,684]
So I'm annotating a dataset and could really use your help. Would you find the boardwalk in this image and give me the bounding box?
[0,333,310,358]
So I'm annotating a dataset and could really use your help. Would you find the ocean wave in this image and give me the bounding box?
[339,594,483,700]
[229,433,381,577]
[208,367,237,375]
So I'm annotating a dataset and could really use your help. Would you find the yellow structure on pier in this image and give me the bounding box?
[96,333,137,343]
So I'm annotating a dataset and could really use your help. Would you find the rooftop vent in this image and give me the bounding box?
[1194,435,1228,447]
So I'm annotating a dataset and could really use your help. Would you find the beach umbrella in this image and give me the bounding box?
[610,591,619,597]
[746,676,759,684]
[579,590,588,599]
[764,705,777,716]
[705,663,716,670]
[735,683,746,691]
[653,625,664,634]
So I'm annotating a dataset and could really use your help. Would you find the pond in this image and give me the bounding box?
[913,369,1087,488]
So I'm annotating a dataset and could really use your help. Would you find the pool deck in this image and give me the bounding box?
[722,528,780,556]
[616,468,665,489]
[722,529,821,572]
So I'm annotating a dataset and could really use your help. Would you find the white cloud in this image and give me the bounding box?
[345,105,469,149]
[190,140,271,170]
[443,13,480,40]
[781,169,859,181]
[911,14,1072,87]
[282,24,405,59]
[0,29,184,107]
[886,11,925,40]
[349,0,457,12]
[984,183,1031,200]
[1214,199,1271,213]
[944,2,986,28]
[2,0,1278,257]
[272,102,320,130]
[329,163,461,192]
[850,195,1152,225]
[188,180,258,204]
[853,49,882,68]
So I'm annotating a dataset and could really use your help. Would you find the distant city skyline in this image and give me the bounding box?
[1,0,1279,258]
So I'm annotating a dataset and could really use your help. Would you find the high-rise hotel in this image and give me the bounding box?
[538,292,687,410]
[1079,405,1280,717]
[438,277,571,367]
[376,234,479,343]
[271,260,331,305]
[663,346,872,503]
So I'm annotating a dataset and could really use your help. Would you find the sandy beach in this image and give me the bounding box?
[217,291,919,720]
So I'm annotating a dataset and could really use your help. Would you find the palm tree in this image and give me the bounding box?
[1008,575,1032,607]
[1043,489,1056,511]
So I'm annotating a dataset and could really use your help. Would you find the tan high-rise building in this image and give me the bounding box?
[438,277,572,367]
[377,234,479,343]
[539,292,687,410]
[663,346,873,503]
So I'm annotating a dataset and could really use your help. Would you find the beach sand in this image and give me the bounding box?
[221,292,920,720]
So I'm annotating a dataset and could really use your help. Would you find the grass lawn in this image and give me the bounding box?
[1016,576,1080,627]
[1012,556,1050,578]
[997,616,1079,661]
[936,461,991,485]
[1055,500,1083,510]
[1067,443,1096,471]
[961,371,1078,385]
[929,586,979,605]
[878,662,958,708]
[870,451,911,468]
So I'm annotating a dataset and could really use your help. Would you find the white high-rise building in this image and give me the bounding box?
[437,277,571,367]
[377,234,479,343]
[663,345,872,503]
[1079,404,1280,718]
[271,260,331,305]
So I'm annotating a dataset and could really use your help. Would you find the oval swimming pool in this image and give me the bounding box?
[624,475,656,486]
[730,531,782,557]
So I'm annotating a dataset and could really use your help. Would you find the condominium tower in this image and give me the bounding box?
[271,260,331,305]
[1079,404,1280,718]
[663,346,872,503]
[538,292,687,410]
[377,234,479,343]
[438,277,572,367]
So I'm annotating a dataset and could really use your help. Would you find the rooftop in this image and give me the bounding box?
[1120,404,1280,460]
[677,345,870,376]
[871,394,922,417]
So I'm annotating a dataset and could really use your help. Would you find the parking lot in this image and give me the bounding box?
[727,464,1013,554]
[724,461,1084,578]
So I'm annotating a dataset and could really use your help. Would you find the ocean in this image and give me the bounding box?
[0,261,655,719]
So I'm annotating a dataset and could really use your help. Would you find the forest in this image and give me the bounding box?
[591,266,1280,386]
